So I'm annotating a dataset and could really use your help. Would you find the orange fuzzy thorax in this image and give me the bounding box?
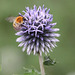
[15,16,23,23]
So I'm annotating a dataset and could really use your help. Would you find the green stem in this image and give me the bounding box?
[39,54,45,75]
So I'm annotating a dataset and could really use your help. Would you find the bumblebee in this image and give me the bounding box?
[6,16,27,31]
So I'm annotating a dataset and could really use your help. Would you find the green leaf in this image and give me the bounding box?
[23,67,32,73]
[13,67,41,75]
[23,68,41,75]
[43,56,56,66]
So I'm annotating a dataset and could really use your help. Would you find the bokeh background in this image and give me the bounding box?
[0,0,75,75]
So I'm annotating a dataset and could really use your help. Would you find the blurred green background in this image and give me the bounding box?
[0,0,75,75]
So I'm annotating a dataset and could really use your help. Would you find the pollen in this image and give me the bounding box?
[16,16,23,23]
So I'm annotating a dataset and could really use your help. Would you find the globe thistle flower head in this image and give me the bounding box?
[16,5,60,55]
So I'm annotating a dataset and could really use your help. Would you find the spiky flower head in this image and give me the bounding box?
[16,5,60,55]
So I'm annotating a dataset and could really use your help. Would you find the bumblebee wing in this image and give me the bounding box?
[6,17,16,23]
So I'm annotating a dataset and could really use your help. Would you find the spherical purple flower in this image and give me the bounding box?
[15,5,60,55]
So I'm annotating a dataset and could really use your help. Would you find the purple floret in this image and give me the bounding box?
[15,5,60,55]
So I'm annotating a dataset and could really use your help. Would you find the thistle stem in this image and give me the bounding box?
[39,54,45,75]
